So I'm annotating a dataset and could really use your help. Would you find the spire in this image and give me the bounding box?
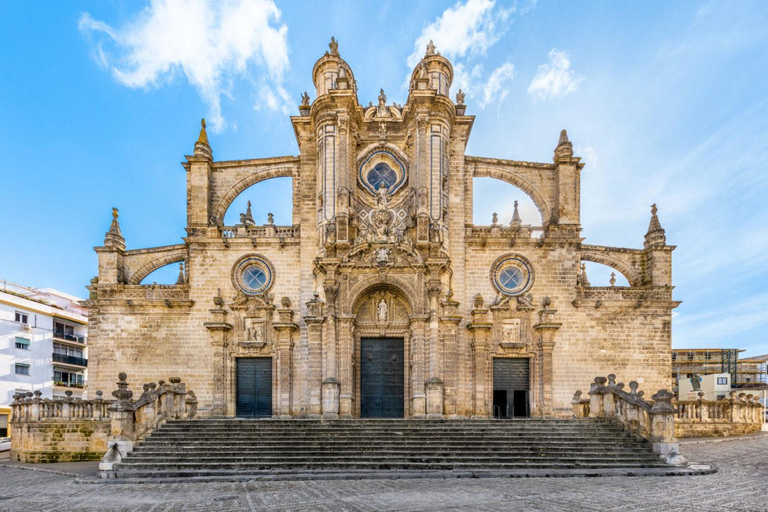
[245,200,254,224]
[175,262,185,285]
[104,207,125,250]
[510,200,522,227]
[554,129,573,161]
[580,263,590,287]
[644,203,667,248]
[197,118,208,145]
[193,118,213,160]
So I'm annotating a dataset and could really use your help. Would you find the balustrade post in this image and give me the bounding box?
[697,391,708,422]
[93,391,104,420]
[31,391,42,421]
[62,391,73,420]
[649,389,679,457]
[185,391,198,418]
[603,374,617,418]
[588,377,606,418]
[571,391,584,418]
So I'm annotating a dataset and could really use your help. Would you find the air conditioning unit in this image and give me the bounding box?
[21,324,32,332]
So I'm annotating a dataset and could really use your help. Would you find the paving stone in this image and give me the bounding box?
[0,436,766,511]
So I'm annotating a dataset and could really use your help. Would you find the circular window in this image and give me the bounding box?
[232,255,274,295]
[358,150,407,195]
[491,256,534,296]
[367,163,397,191]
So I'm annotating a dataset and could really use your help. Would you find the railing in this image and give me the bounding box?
[100,373,198,476]
[11,390,112,422]
[53,381,85,389]
[572,375,679,459]
[52,353,88,366]
[675,391,764,436]
[219,225,300,240]
[53,330,85,344]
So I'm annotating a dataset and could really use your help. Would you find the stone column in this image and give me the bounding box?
[304,294,325,419]
[337,315,355,418]
[274,301,298,419]
[410,316,428,418]
[440,296,462,418]
[425,277,444,418]
[468,295,492,418]
[533,298,561,417]
[204,302,233,417]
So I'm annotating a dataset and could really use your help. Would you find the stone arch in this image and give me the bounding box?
[212,165,295,224]
[345,274,422,317]
[470,164,552,225]
[580,251,641,287]
[127,252,186,285]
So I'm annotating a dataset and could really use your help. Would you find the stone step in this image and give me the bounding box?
[108,418,668,480]
[114,460,669,472]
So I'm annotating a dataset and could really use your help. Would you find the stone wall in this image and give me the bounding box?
[10,420,109,463]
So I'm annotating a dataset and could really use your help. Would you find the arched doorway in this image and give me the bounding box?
[351,286,414,418]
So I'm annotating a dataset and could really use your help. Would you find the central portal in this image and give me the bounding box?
[360,338,405,418]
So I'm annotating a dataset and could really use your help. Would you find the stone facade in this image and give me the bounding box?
[85,40,678,419]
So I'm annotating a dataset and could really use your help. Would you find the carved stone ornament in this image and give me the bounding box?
[502,319,521,343]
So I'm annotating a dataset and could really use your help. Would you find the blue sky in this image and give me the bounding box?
[1,1,766,356]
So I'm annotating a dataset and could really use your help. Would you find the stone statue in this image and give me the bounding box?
[377,89,388,117]
[690,373,702,391]
[377,299,388,322]
[329,37,338,55]
[376,181,389,208]
[426,40,436,56]
[301,92,310,106]
[456,89,465,105]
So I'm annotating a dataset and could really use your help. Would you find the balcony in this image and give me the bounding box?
[52,382,85,389]
[53,330,85,344]
[52,353,87,367]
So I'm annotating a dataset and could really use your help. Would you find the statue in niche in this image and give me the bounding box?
[377,299,388,322]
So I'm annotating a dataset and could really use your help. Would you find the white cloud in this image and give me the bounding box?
[527,48,583,100]
[479,62,515,108]
[79,0,290,132]
[405,0,528,110]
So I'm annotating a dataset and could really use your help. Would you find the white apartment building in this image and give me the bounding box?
[0,279,88,434]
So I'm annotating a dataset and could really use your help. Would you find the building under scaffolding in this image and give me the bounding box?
[672,349,768,388]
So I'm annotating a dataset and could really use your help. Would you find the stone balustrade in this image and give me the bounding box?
[11,390,112,423]
[9,390,114,463]
[219,224,300,240]
[674,391,764,437]
[572,375,680,460]
[100,373,198,476]
[9,373,198,465]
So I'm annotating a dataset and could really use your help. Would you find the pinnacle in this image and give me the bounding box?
[197,118,209,145]
[558,129,569,146]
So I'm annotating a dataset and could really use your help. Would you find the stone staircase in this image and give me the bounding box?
[106,418,678,480]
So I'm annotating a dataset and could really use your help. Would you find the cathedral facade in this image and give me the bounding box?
[86,40,678,419]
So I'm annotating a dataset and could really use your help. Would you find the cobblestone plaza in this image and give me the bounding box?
[1,436,766,511]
